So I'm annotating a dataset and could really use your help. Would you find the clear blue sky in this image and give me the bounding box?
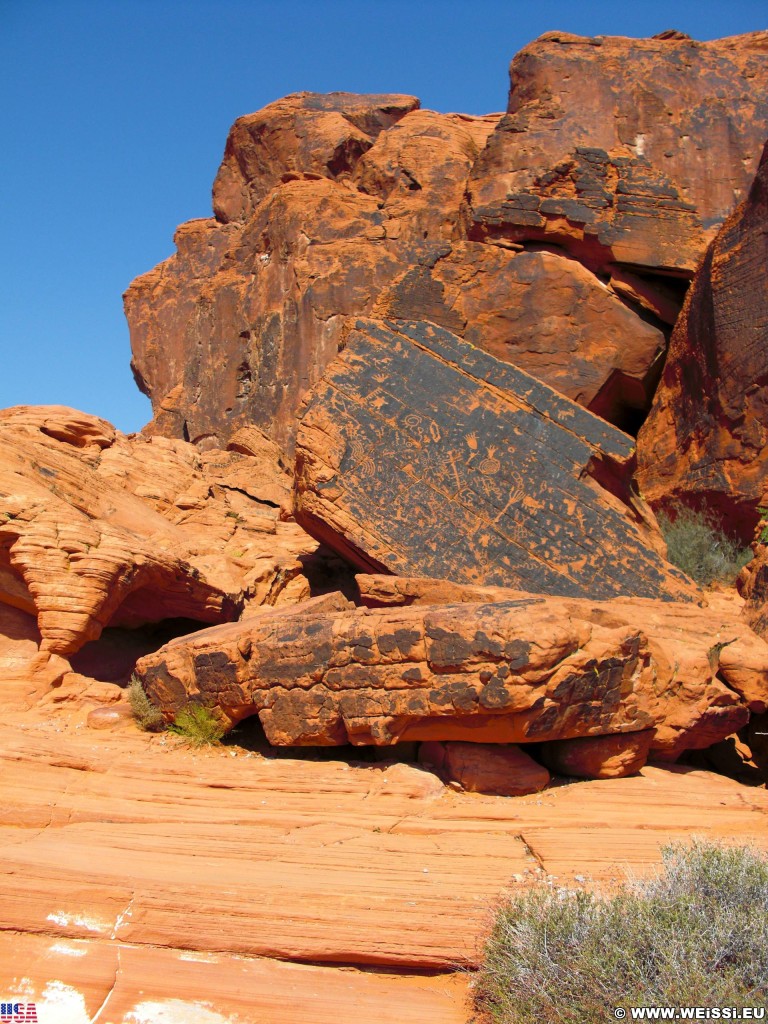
[2,0,766,433]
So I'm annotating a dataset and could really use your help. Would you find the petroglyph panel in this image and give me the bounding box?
[294,318,691,600]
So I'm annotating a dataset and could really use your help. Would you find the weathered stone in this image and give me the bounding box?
[86,704,133,730]
[295,318,690,601]
[136,595,659,746]
[540,730,654,779]
[126,100,498,453]
[129,62,732,453]
[374,243,667,429]
[637,142,768,538]
[0,406,322,658]
[211,92,420,224]
[419,740,550,795]
[135,588,756,757]
[465,32,768,275]
[355,574,768,758]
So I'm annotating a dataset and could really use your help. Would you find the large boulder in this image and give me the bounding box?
[637,141,768,537]
[136,594,657,746]
[355,573,768,759]
[134,585,757,760]
[125,95,499,453]
[0,406,323,658]
[465,31,768,276]
[294,318,690,601]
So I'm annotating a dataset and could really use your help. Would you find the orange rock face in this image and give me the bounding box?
[0,406,322,658]
[540,730,655,779]
[126,33,768,452]
[355,574,768,759]
[637,141,768,536]
[135,579,766,761]
[465,31,768,275]
[3,708,767,1020]
[419,740,551,795]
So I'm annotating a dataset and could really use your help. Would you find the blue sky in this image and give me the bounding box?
[2,0,766,433]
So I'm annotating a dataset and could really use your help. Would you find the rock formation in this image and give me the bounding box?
[465,31,768,275]
[419,740,551,795]
[124,34,768,450]
[294,317,689,600]
[637,141,768,537]
[0,406,327,661]
[135,574,766,761]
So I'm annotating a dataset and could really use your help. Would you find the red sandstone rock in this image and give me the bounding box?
[3,711,767,1020]
[295,318,690,601]
[136,595,660,747]
[211,92,420,224]
[419,740,550,795]
[540,730,655,779]
[637,142,768,537]
[465,32,768,275]
[0,406,322,658]
[128,44,767,452]
[134,584,758,759]
[374,243,667,426]
[355,574,768,759]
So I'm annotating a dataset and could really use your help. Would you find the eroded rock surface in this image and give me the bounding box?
[637,141,768,536]
[295,318,690,600]
[540,730,655,779]
[135,583,763,759]
[127,33,768,452]
[355,574,768,759]
[465,31,768,275]
[0,406,321,658]
[419,740,551,795]
[2,708,767,1020]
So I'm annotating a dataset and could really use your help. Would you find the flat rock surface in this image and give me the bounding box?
[1,706,767,1021]
[295,318,689,600]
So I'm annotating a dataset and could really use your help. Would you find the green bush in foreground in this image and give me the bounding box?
[128,675,165,732]
[473,841,768,1024]
[657,506,751,586]
[168,703,226,747]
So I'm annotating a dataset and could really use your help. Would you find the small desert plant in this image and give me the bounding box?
[128,675,165,732]
[657,506,751,586]
[473,840,768,1024]
[168,703,226,747]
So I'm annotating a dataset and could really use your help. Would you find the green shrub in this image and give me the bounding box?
[128,675,165,732]
[657,506,751,586]
[168,704,226,747]
[473,840,768,1024]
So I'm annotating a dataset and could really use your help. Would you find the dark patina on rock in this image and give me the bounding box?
[294,318,691,600]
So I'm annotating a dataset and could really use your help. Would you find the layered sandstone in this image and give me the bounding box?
[0,406,322,660]
[637,141,768,536]
[294,318,690,600]
[465,31,768,275]
[3,711,767,1020]
[354,573,768,758]
[135,576,767,760]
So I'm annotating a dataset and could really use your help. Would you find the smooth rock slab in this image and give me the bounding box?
[295,318,690,600]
